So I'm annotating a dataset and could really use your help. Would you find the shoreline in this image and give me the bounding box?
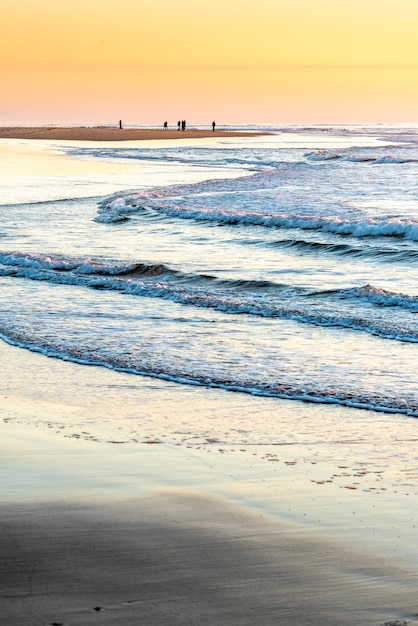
[2,309,418,625]
[2,133,418,625]
[2,401,418,626]
[0,126,265,141]
[3,337,418,553]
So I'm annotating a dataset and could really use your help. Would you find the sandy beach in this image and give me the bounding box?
[0,126,262,141]
[2,340,418,626]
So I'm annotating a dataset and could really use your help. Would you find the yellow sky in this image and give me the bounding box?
[2,0,418,125]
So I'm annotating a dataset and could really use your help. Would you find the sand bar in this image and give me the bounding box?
[0,126,264,141]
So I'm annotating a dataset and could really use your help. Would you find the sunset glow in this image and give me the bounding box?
[3,0,418,125]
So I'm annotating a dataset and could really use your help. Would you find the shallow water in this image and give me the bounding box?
[1,127,417,417]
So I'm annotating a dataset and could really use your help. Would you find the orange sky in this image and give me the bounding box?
[2,0,418,125]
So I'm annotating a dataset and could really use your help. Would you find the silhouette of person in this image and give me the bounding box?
[182,120,186,131]
[119,120,122,129]
[163,121,168,129]
[212,121,216,132]
[177,120,181,131]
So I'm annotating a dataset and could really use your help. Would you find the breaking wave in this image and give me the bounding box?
[1,251,417,342]
[97,194,418,241]
[1,323,417,417]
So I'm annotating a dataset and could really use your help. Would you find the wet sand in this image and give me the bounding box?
[1,340,418,626]
[2,491,417,626]
[0,126,263,141]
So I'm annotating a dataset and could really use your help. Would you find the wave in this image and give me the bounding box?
[97,195,418,241]
[1,251,417,341]
[0,251,176,278]
[1,325,417,418]
[265,238,418,262]
[305,150,418,164]
[336,283,418,310]
[64,145,290,172]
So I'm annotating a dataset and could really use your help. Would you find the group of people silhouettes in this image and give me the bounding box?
[166,121,216,131]
[118,120,216,132]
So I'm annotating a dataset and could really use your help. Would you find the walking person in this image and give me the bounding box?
[212,121,216,132]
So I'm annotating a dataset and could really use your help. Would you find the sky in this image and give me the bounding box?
[2,0,418,126]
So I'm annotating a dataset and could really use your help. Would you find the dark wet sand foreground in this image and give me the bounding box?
[1,492,417,626]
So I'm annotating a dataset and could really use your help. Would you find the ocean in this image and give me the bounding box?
[1,125,417,421]
[2,124,418,566]
[3,123,418,623]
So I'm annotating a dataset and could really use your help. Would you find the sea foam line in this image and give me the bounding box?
[1,267,417,343]
[96,195,418,241]
[0,329,417,418]
[1,249,417,324]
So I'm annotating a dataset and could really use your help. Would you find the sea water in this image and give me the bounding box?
[1,126,417,419]
[3,126,418,564]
